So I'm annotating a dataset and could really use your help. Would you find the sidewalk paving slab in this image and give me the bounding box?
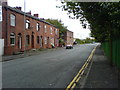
[82,46,119,89]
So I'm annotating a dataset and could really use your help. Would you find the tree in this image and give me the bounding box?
[61,2,120,41]
[61,2,120,65]
[75,38,81,44]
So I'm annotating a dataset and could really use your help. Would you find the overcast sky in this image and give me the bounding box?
[8,0,91,39]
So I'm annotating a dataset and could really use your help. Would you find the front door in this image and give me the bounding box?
[19,37,22,49]
[47,37,49,48]
[18,34,22,49]
[31,35,34,48]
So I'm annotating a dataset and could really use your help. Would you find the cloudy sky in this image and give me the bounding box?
[8,0,91,39]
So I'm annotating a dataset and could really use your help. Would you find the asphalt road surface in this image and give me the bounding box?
[2,44,97,88]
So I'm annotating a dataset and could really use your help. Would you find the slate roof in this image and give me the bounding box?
[3,5,58,29]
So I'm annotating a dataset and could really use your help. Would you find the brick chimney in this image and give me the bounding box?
[1,0,8,6]
[34,14,39,18]
[40,18,44,20]
[15,7,22,11]
[2,2,8,6]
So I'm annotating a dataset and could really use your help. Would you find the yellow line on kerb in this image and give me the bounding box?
[66,45,97,89]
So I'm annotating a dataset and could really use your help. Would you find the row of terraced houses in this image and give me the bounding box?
[1,2,60,55]
[1,2,74,55]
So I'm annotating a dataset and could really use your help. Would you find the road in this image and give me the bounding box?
[2,44,97,88]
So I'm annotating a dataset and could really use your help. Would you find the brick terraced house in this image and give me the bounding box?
[2,2,59,55]
[64,30,73,46]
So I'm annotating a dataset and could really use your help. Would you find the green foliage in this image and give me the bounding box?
[61,2,120,42]
[61,2,120,66]
[75,38,95,44]
[84,38,93,43]
[75,38,81,44]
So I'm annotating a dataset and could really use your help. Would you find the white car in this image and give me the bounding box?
[66,45,73,49]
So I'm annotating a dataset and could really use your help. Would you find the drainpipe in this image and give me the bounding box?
[5,7,8,46]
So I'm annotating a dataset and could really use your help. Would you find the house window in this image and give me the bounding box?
[50,37,53,44]
[44,25,47,33]
[10,14,16,26]
[36,23,40,31]
[44,37,47,44]
[10,33,15,45]
[50,27,52,34]
[26,35,30,45]
[37,36,39,44]
[26,20,30,29]
[55,29,58,35]
[40,36,42,47]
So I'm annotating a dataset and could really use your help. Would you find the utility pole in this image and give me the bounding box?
[24,0,26,55]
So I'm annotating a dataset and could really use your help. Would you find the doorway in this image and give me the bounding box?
[18,33,22,49]
[31,35,34,48]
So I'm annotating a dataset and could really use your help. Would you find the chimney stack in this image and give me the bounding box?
[34,14,39,18]
[15,7,22,11]
[2,2,7,6]
[40,18,44,20]
[1,0,8,6]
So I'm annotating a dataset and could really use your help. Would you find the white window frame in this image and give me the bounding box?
[50,37,54,45]
[36,23,40,31]
[10,33,15,46]
[50,27,52,34]
[44,25,47,33]
[0,6,2,22]
[40,36,42,47]
[26,20,30,29]
[44,37,47,44]
[55,29,58,35]
[10,14,16,26]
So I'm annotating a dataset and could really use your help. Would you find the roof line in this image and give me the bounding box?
[3,5,58,28]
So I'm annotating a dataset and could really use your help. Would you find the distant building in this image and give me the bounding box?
[1,2,59,55]
[64,30,74,46]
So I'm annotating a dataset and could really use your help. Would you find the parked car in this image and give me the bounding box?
[66,45,73,49]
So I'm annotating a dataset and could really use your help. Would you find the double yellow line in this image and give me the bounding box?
[66,46,97,89]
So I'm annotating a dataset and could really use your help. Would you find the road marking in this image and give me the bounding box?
[66,45,97,89]
[71,83,76,89]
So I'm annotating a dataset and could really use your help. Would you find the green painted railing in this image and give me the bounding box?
[101,38,120,68]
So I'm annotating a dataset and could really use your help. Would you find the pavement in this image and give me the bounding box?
[77,46,120,89]
[2,47,62,62]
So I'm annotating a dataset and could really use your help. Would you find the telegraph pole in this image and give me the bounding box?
[24,0,26,55]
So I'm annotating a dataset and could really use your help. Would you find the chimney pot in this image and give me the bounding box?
[2,2,8,6]
[40,18,44,20]
[34,14,39,18]
[15,7,22,10]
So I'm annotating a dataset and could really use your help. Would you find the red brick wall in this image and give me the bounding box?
[2,6,59,55]
[65,30,73,46]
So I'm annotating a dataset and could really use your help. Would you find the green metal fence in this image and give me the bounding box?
[101,38,120,68]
